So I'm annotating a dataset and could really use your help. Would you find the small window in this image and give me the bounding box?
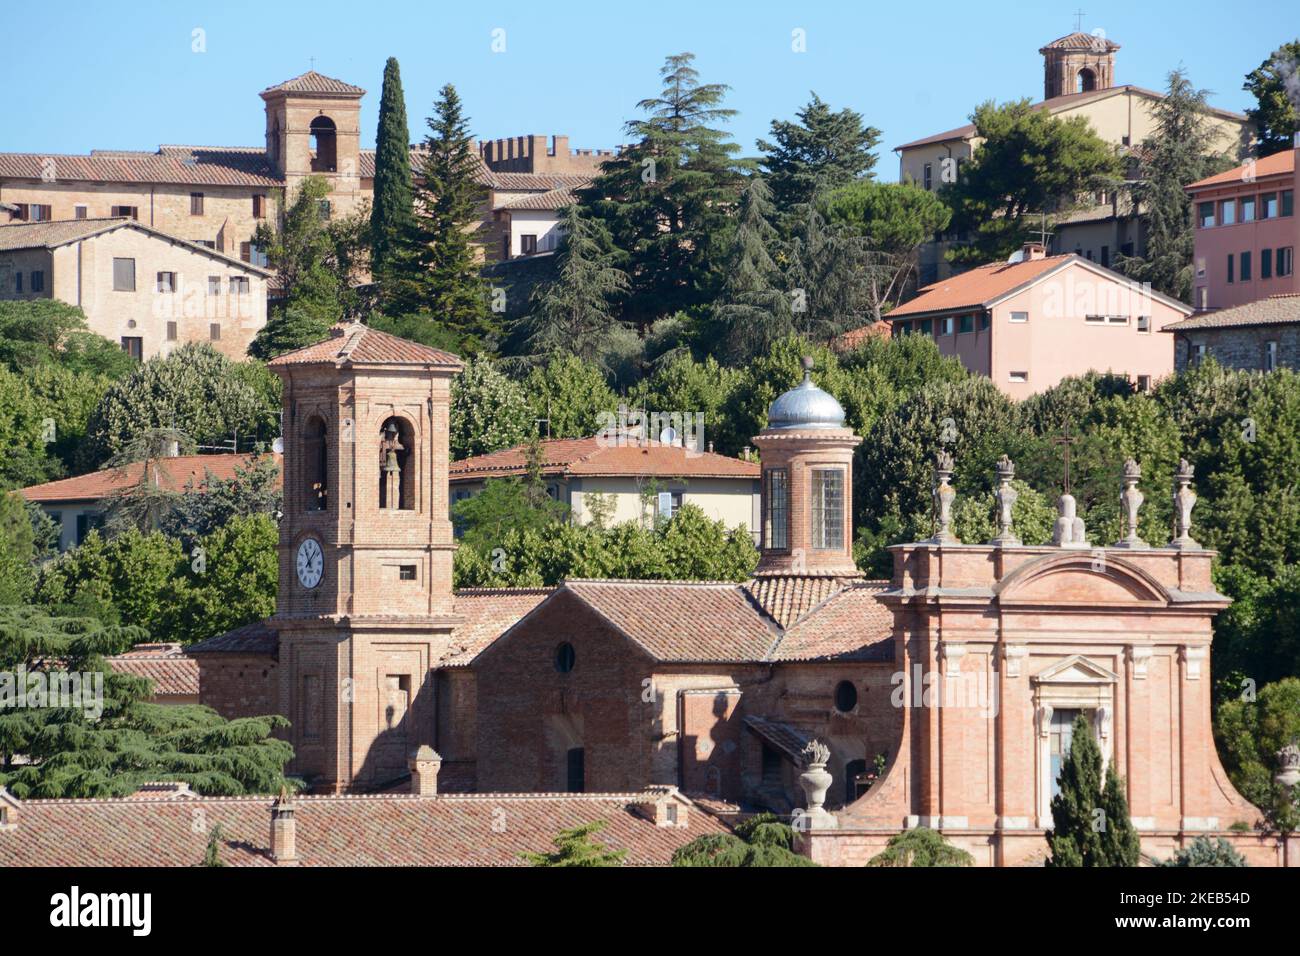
[253,194,267,218]
[1262,193,1278,218]
[1227,254,1235,284]
[112,258,136,291]
[1085,314,1106,324]
[239,242,251,263]
[166,321,178,341]
[14,273,21,293]
[1283,190,1294,218]
[30,270,44,292]
[554,642,576,674]
[156,271,175,293]
[1193,344,1207,365]
[1197,202,1215,228]
[193,240,215,249]
[940,316,954,336]
[399,565,417,580]
[1196,257,1207,278]
[111,205,138,220]
[1262,249,1274,279]
[1241,251,1252,281]
[1009,311,1028,323]
[229,276,249,295]
[1265,341,1278,372]
[1137,315,1151,333]
[120,337,143,361]
[1278,247,1294,277]
[958,314,974,334]
[248,244,269,268]
[923,162,933,191]
[208,276,220,296]
[190,192,204,215]
[1008,371,1029,383]
[1220,199,1236,225]
[1137,374,1152,392]
[520,234,538,255]
[764,468,789,551]
[979,314,990,332]
[834,680,858,714]
[27,204,52,222]
[318,200,331,221]
[919,318,933,336]
[1107,314,1128,325]
[74,204,88,220]
[209,323,221,341]
[1241,196,1257,222]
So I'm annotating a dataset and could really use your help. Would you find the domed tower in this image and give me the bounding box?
[1040,31,1119,100]
[752,358,862,578]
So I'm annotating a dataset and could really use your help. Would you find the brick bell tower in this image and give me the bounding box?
[267,320,463,792]
[752,358,863,580]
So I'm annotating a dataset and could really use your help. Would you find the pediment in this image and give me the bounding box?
[1032,654,1118,685]
[996,553,1169,606]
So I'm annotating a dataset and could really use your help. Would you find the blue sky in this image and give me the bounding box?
[3,0,1293,175]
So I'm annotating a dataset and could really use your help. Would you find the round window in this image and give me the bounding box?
[834,680,858,713]
[554,642,576,674]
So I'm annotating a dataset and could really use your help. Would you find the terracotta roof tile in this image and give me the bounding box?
[21,452,280,505]
[259,71,365,97]
[0,218,274,274]
[438,588,555,666]
[883,254,1074,318]
[451,436,758,481]
[1039,31,1120,51]
[106,645,200,697]
[267,322,463,369]
[186,620,279,656]
[0,147,281,187]
[832,320,892,352]
[743,715,812,762]
[1186,149,1295,191]
[0,789,724,866]
[769,582,895,662]
[496,185,583,211]
[1163,294,1300,331]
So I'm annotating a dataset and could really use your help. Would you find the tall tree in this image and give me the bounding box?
[370,57,415,291]
[1047,714,1109,867]
[1116,70,1233,300]
[519,205,629,366]
[1244,41,1300,156]
[578,53,749,324]
[398,84,493,351]
[782,205,873,343]
[757,93,881,214]
[943,99,1121,263]
[1097,766,1141,866]
[711,176,791,361]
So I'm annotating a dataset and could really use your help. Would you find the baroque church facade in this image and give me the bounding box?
[189,324,1292,865]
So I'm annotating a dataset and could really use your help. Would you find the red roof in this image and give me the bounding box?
[439,589,555,666]
[0,789,724,867]
[832,320,892,352]
[883,254,1074,318]
[105,644,199,698]
[0,147,280,187]
[451,436,759,481]
[1186,149,1295,191]
[20,452,280,505]
[267,322,463,369]
[259,71,365,97]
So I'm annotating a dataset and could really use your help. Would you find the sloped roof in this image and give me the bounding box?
[438,588,555,666]
[1186,149,1295,191]
[450,436,759,482]
[105,644,199,697]
[832,320,892,352]
[20,452,280,505]
[0,147,280,187]
[1163,294,1300,331]
[771,583,895,662]
[186,619,279,656]
[259,71,365,97]
[496,185,581,211]
[744,575,847,630]
[267,321,463,369]
[743,715,813,762]
[0,789,724,867]
[884,254,1074,317]
[1040,31,1120,52]
[0,217,273,274]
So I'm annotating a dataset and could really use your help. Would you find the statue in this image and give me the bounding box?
[1169,458,1201,550]
[380,421,405,510]
[930,450,960,545]
[1053,492,1089,548]
[990,454,1020,546]
[1112,458,1148,548]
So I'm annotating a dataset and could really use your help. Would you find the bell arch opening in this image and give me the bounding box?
[310,115,338,172]
[303,415,328,512]
[379,417,415,511]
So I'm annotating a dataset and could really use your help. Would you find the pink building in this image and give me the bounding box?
[870,245,1191,399]
[1187,146,1298,312]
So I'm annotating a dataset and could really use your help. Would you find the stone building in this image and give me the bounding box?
[0,218,270,362]
[1165,293,1300,372]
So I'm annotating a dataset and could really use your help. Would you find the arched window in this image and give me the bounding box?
[379,417,415,511]
[304,415,328,512]
[1077,68,1097,93]
[554,642,576,674]
[310,115,338,172]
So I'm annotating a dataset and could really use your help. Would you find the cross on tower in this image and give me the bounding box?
[309,56,316,70]
[1073,8,1086,31]
[1054,425,1079,494]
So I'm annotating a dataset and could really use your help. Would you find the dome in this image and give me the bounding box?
[765,358,846,430]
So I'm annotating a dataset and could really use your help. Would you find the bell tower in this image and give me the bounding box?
[267,320,464,792]
[1040,31,1119,100]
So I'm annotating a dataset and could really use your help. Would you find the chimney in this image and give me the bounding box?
[409,745,442,796]
[269,790,298,865]
[630,786,689,828]
[1022,242,1047,261]
[0,787,19,830]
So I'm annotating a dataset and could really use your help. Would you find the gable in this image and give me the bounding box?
[996,553,1169,607]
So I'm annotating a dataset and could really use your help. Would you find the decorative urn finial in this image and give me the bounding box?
[796,739,838,831]
[1169,458,1201,550]
[990,454,1020,547]
[1112,458,1148,548]
[930,450,960,545]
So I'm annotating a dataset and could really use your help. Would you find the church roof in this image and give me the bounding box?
[450,436,758,482]
[1039,31,1120,52]
[105,644,200,698]
[266,322,463,370]
[0,146,281,187]
[259,70,366,97]
[437,588,556,666]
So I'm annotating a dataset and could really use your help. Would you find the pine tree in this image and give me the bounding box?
[1116,69,1234,300]
[783,205,872,345]
[398,84,492,351]
[757,93,881,215]
[711,176,791,362]
[370,57,414,293]
[521,820,628,867]
[1243,41,1300,157]
[578,53,749,325]
[519,205,629,366]
[1046,713,1108,867]
[1097,765,1141,866]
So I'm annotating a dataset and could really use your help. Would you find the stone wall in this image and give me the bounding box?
[1172,324,1300,372]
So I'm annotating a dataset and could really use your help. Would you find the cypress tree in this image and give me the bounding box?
[370,57,414,293]
[1098,765,1142,866]
[1046,713,1107,867]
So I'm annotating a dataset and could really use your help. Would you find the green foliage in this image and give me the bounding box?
[1098,765,1141,866]
[629,353,742,452]
[370,56,415,288]
[0,604,293,798]
[0,300,134,379]
[203,824,227,867]
[159,454,282,542]
[782,204,873,343]
[523,354,619,440]
[1046,714,1136,866]
[521,820,628,867]
[449,358,532,460]
[0,365,61,489]
[36,528,183,631]
[943,99,1121,263]
[1215,677,1300,832]
[865,826,974,867]
[1243,41,1300,156]
[453,474,568,556]
[163,514,278,646]
[21,362,115,474]
[1160,836,1248,867]
[711,176,791,362]
[757,93,881,214]
[0,491,37,604]
[673,811,816,867]
[951,479,1055,546]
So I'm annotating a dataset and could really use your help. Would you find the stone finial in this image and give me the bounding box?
[990,454,1021,547]
[1112,458,1149,549]
[930,451,960,545]
[1276,742,1300,791]
[801,739,830,769]
[1169,458,1201,550]
[796,739,838,831]
[1053,493,1089,548]
[409,745,443,797]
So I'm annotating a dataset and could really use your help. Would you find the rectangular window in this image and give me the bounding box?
[1284,190,1294,218]
[923,163,933,191]
[110,205,138,220]
[399,565,417,581]
[1279,247,1294,277]
[1266,341,1278,372]
[1262,249,1273,279]
[30,270,43,292]
[1193,344,1207,365]
[239,242,251,263]
[940,316,954,336]
[75,512,103,545]
[252,194,266,218]
[318,200,331,221]
[229,276,249,295]
[520,234,538,255]
[208,276,220,295]
[112,257,135,291]
[919,318,933,336]
[1137,315,1151,333]
[1263,193,1278,218]
[156,271,175,293]
[764,468,789,551]
[1009,311,1028,323]
[1197,201,1215,228]
[120,337,143,361]
[1008,371,1029,383]
[1101,245,1110,268]
[190,193,204,215]
[1196,257,1207,278]
[25,204,52,222]
[209,323,221,341]
[1221,199,1236,225]
[1227,253,1234,284]
[979,313,990,332]
[14,272,21,293]
[958,314,974,334]
[166,321,177,341]
[1241,196,1256,222]
[248,244,269,268]
[1107,314,1128,325]
[1085,314,1106,324]
[74,204,88,220]
[1241,251,1252,281]
[1137,374,1152,392]
[811,469,844,551]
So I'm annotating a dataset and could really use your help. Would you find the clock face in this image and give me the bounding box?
[295,538,324,589]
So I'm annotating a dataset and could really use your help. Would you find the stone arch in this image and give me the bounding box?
[1077,67,1097,92]
[310,115,338,172]
[378,415,416,511]
[995,552,1171,606]
[302,414,328,512]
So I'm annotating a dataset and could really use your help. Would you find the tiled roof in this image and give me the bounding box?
[744,575,851,630]
[743,715,813,762]
[259,71,366,97]
[567,580,779,662]
[186,620,279,656]
[438,588,555,666]
[21,452,280,504]
[770,583,895,662]
[267,321,463,369]
[1163,294,1300,331]
[488,171,592,192]
[883,255,1074,317]
[1040,31,1120,51]
[450,436,759,481]
[496,185,582,211]
[105,644,199,697]
[1186,149,1294,191]
[0,147,280,187]
[0,217,273,274]
[832,320,892,352]
[0,788,725,867]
